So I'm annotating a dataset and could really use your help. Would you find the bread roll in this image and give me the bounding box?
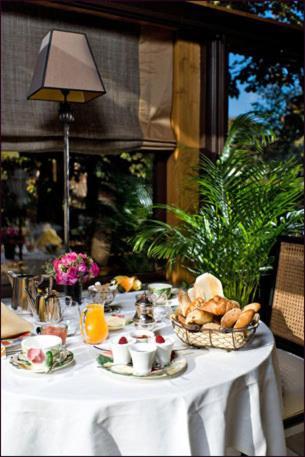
[220,308,242,328]
[202,322,221,330]
[233,309,255,329]
[185,309,213,326]
[243,303,261,313]
[178,290,192,317]
[194,273,224,300]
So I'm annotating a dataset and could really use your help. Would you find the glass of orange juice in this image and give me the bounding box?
[80,303,108,345]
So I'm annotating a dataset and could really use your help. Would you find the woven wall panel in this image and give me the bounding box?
[270,242,304,345]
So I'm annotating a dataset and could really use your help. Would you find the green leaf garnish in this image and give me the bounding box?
[97,354,113,366]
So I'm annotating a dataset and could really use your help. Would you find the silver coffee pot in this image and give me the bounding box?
[25,277,62,323]
[7,271,43,312]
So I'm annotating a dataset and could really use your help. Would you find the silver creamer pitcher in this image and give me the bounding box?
[25,277,62,323]
[7,271,43,311]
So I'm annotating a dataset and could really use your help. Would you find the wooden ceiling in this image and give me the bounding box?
[10,0,304,62]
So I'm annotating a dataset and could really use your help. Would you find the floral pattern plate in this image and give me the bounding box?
[97,353,187,380]
[9,350,74,374]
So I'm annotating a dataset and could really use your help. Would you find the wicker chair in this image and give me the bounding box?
[268,237,304,436]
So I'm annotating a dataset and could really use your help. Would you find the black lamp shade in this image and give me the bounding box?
[28,30,106,103]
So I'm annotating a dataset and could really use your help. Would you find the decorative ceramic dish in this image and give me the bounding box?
[96,351,187,380]
[9,349,74,374]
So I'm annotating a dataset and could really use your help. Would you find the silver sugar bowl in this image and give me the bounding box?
[133,293,155,329]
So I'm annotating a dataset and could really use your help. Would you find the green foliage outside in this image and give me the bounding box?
[208,0,304,161]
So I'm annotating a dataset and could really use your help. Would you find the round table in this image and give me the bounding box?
[2,293,286,456]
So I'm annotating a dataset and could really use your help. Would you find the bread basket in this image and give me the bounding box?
[170,314,260,350]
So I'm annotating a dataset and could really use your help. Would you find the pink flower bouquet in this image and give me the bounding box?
[52,252,100,286]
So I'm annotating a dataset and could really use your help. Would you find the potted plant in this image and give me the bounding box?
[133,114,303,306]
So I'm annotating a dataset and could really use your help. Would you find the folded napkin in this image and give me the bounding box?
[1,302,33,339]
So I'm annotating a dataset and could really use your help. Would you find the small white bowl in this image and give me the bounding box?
[109,335,135,365]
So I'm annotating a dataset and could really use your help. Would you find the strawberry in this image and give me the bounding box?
[118,336,128,344]
[155,335,165,344]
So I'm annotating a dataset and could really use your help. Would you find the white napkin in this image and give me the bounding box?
[1,302,33,338]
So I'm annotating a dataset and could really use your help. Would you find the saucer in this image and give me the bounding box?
[9,349,74,374]
[106,314,133,331]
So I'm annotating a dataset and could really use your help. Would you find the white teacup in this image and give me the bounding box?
[148,283,172,299]
[110,335,135,365]
[129,343,156,376]
[21,335,62,372]
[155,336,174,368]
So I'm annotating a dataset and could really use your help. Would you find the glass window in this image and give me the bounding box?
[1,151,157,283]
[228,51,304,162]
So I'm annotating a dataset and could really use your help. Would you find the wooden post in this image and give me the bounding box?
[166,37,202,285]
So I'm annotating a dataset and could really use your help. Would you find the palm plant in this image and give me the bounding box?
[133,113,303,306]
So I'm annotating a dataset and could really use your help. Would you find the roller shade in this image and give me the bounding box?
[1,2,175,153]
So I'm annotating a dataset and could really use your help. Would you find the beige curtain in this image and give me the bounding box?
[138,26,175,150]
[1,2,176,154]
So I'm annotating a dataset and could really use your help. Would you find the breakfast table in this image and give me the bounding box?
[1,292,286,456]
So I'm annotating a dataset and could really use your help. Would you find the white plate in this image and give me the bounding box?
[97,355,187,380]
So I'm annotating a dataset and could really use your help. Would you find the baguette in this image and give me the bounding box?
[233,309,255,329]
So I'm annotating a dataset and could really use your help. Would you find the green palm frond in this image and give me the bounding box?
[133,113,303,305]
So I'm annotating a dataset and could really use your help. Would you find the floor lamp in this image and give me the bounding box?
[28,30,106,250]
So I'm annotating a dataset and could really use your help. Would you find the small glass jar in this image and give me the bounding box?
[39,323,68,344]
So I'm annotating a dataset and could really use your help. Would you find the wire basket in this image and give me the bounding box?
[171,314,260,350]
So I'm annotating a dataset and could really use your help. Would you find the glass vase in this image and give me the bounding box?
[64,281,82,305]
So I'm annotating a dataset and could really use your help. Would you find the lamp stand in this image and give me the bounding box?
[59,92,74,251]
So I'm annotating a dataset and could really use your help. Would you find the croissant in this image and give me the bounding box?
[199,295,238,316]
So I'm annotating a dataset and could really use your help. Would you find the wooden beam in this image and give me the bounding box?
[166,37,202,285]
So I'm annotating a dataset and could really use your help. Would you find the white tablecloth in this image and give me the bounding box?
[1,293,286,456]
